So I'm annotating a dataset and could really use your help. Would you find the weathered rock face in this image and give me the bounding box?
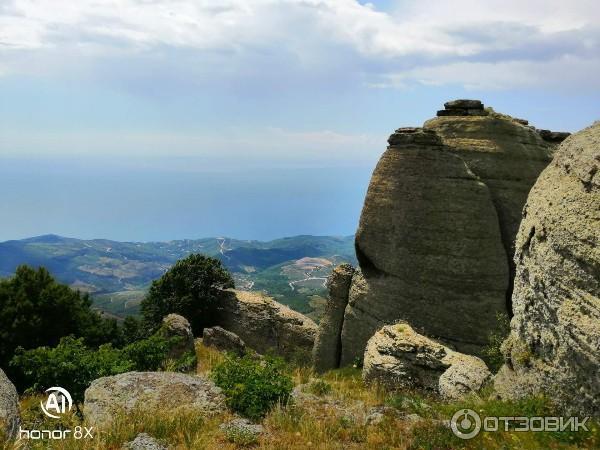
[425,107,556,275]
[203,326,246,356]
[312,264,355,372]
[341,126,509,363]
[161,314,196,368]
[329,102,564,367]
[0,368,19,441]
[84,372,225,428]
[216,290,317,359]
[363,324,491,399]
[494,122,600,416]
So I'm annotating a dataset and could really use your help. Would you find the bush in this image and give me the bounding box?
[211,354,293,420]
[0,265,122,369]
[483,312,510,372]
[140,254,234,335]
[9,336,131,403]
[10,330,195,402]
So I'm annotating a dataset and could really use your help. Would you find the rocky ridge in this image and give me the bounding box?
[494,121,600,415]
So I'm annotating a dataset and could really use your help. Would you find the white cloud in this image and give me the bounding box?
[0,0,598,89]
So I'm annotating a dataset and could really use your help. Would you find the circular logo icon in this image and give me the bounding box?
[40,387,73,419]
[451,408,481,439]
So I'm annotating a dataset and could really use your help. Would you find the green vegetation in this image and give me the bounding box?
[482,312,511,372]
[0,234,356,320]
[0,265,121,370]
[211,354,294,420]
[140,253,234,335]
[10,331,193,403]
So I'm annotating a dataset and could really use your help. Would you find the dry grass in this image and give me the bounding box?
[4,342,599,450]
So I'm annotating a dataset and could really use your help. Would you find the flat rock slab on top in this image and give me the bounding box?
[444,99,484,110]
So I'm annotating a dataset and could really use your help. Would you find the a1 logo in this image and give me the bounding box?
[40,387,73,419]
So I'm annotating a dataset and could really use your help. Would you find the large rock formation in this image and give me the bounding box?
[330,101,562,366]
[84,372,225,428]
[203,326,247,356]
[363,323,491,400]
[216,290,317,359]
[160,314,197,370]
[342,126,509,362]
[494,122,600,416]
[0,368,19,441]
[312,264,354,372]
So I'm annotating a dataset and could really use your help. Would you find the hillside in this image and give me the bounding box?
[0,234,356,321]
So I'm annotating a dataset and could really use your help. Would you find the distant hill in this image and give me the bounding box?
[0,234,356,321]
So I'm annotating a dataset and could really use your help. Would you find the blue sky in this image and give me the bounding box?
[0,0,599,241]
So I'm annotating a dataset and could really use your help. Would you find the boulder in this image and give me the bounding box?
[0,368,19,440]
[220,418,264,441]
[537,129,571,143]
[203,326,246,356]
[444,99,484,110]
[216,290,317,359]
[84,371,225,428]
[160,314,197,371]
[312,264,355,372]
[363,324,491,399]
[340,126,509,364]
[122,433,167,450]
[494,122,600,416]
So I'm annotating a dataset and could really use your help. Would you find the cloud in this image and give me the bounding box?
[0,0,598,91]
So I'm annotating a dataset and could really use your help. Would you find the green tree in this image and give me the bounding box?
[0,265,121,369]
[140,254,234,335]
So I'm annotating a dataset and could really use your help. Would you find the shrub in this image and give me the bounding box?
[307,379,332,396]
[9,336,131,403]
[10,330,195,402]
[140,254,234,335]
[482,312,510,372]
[211,354,293,420]
[0,265,121,369]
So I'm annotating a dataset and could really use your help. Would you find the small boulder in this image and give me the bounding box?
[122,433,166,450]
[84,371,225,428]
[220,418,264,443]
[363,324,491,399]
[203,326,246,356]
[444,99,484,110]
[0,368,20,440]
[160,314,197,370]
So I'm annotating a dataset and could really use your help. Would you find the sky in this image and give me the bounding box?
[0,0,599,241]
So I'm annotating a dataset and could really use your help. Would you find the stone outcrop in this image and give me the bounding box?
[203,326,246,356]
[160,314,197,369]
[122,433,167,450]
[216,290,317,359]
[84,372,225,428]
[494,122,600,416]
[436,99,489,117]
[0,368,19,441]
[329,101,563,367]
[312,264,354,372]
[363,324,491,399]
[341,125,509,363]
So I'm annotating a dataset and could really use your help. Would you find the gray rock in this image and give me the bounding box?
[220,418,264,441]
[495,122,600,416]
[122,433,166,450]
[312,264,355,373]
[160,314,196,370]
[84,371,225,429]
[0,368,19,440]
[341,125,509,364]
[216,290,317,359]
[364,406,402,425]
[202,326,246,356]
[363,324,491,399]
[444,99,484,110]
[537,129,571,143]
